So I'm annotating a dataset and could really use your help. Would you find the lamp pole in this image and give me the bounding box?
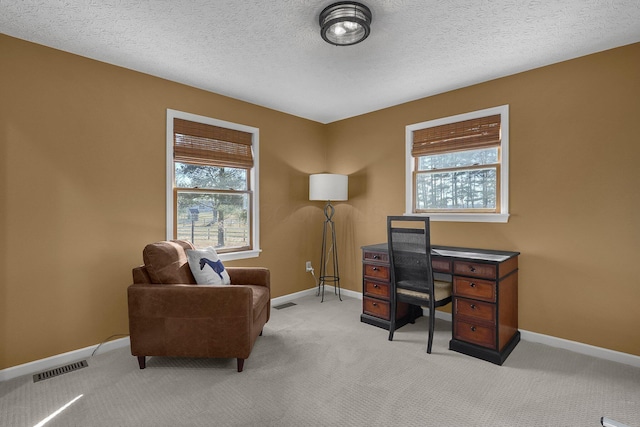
[318,200,342,302]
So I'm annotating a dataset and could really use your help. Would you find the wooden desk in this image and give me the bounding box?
[361,243,520,365]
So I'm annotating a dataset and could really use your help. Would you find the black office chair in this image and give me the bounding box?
[387,216,452,353]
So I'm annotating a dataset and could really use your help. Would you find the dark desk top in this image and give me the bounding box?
[362,243,520,264]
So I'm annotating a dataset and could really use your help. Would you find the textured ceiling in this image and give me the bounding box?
[2,1,640,123]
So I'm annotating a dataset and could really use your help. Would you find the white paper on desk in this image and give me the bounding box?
[431,249,511,262]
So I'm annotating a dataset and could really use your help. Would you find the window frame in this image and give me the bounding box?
[166,109,261,260]
[405,105,510,223]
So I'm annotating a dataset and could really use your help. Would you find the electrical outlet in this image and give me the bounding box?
[305,261,313,272]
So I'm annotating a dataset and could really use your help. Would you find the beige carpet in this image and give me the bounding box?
[1,294,639,427]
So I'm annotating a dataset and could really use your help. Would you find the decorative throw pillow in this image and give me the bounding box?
[185,247,231,285]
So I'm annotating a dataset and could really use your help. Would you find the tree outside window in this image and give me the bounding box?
[175,163,250,251]
[415,148,499,212]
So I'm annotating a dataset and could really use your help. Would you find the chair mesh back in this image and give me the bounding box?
[388,217,433,293]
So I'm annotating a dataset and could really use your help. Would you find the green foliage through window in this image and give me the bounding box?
[415,148,499,211]
[175,163,250,251]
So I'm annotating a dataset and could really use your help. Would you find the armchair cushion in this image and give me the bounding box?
[142,240,196,284]
[186,246,231,285]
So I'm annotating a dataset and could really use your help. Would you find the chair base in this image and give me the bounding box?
[135,355,247,372]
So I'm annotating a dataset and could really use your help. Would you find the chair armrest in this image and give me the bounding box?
[227,267,270,290]
[128,283,253,319]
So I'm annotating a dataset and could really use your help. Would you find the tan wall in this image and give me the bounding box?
[328,42,640,356]
[2,34,638,370]
[0,35,326,369]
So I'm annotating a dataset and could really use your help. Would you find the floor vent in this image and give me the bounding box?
[273,302,297,310]
[33,360,88,383]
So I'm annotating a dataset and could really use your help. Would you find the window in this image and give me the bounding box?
[167,109,260,260]
[405,105,509,223]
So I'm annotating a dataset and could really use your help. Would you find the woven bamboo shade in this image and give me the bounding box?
[412,114,501,157]
[174,118,254,168]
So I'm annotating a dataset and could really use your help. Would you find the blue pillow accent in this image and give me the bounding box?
[199,257,226,280]
[186,247,231,285]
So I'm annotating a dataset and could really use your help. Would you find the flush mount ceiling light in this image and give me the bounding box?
[319,2,372,46]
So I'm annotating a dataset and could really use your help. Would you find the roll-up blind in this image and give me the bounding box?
[412,114,501,157]
[174,118,254,168]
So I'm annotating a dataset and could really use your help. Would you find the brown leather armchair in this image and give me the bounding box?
[127,240,270,372]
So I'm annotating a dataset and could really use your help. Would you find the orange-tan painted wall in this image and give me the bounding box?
[328,42,640,356]
[0,35,326,369]
[1,34,638,369]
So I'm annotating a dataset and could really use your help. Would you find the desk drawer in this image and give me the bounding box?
[454,318,496,349]
[364,264,390,281]
[363,297,390,320]
[432,257,452,273]
[364,280,390,299]
[363,251,388,263]
[454,277,496,302]
[454,297,496,324]
[454,261,496,279]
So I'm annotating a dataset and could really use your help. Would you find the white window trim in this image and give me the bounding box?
[166,109,261,261]
[405,104,510,223]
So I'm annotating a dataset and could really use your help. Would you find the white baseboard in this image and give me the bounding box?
[270,287,317,306]
[351,291,640,368]
[425,308,640,368]
[270,285,361,306]
[0,337,130,382]
[518,329,640,368]
[4,288,639,382]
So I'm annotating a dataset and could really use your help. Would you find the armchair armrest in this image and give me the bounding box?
[227,267,270,289]
[128,283,253,319]
[227,267,271,322]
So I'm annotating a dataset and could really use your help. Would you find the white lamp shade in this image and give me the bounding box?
[309,174,348,201]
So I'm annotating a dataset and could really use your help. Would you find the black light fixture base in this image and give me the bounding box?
[319,2,372,46]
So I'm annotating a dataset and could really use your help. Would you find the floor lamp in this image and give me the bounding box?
[309,173,348,302]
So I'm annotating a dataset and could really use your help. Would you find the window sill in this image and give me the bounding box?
[404,213,510,223]
[219,249,262,262]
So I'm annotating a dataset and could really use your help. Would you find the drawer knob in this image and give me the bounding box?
[470,266,476,272]
[373,284,379,288]
[372,267,379,271]
[469,282,476,288]
[470,304,476,310]
[470,326,477,332]
[373,255,380,259]
[372,302,377,307]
